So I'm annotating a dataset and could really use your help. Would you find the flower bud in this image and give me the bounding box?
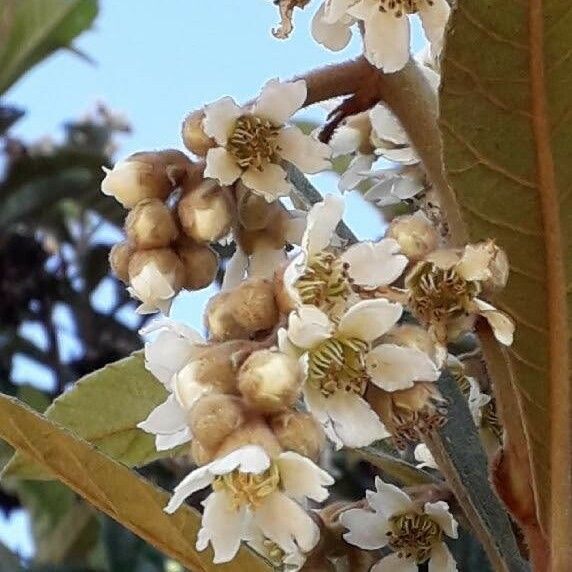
[205,278,279,341]
[236,204,291,255]
[178,180,234,243]
[101,150,192,208]
[125,198,178,249]
[386,211,439,262]
[109,241,134,283]
[188,394,247,451]
[236,185,277,231]
[269,411,325,461]
[175,238,219,291]
[191,439,216,466]
[238,349,301,413]
[127,248,185,314]
[216,418,283,459]
[181,110,216,157]
[177,339,253,395]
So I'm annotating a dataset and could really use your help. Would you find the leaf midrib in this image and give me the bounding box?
[528,0,571,561]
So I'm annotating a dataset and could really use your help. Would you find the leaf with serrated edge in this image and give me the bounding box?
[0,394,272,572]
[440,0,572,562]
[3,353,182,480]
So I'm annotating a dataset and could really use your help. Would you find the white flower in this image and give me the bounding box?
[364,164,427,206]
[341,476,458,571]
[137,319,210,451]
[127,260,182,316]
[165,445,334,564]
[202,79,330,201]
[312,0,451,72]
[466,376,491,427]
[280,300,438,448]
[283,195,408,311]
[411,244,515,347]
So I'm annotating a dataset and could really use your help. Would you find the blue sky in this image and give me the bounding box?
[1,0,424,558]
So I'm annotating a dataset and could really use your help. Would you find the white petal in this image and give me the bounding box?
[329,125,363,157]
[370,105,408,146]
[474,299,515,346]
[196,491,249,563]
[250,247,287,279]
[302,194,345,256]
[204,147,242,185]
[173,368,211,411]
[338,299,403,342]
[284,213,307,245]
[303,385,344,450]
[323,391,390,448]
[208,444,271,476]
[277,452,334,502]
[418,0,451,57]
[242,163,292,201]
[253,79,307,125]
[391,173,425,199]
[222,247,248,291]
[202,96,242,145]
[366,344,439,391]
[467,376,491,426]
[287,305,334,349]
[355,6,410,73]
[253,492,320,553]
[165,464,214,513]
[414,443,439,470]
[368,476,413,517]
[371,553,418,572]
[364,178,399,206]
[424,501,459,539]
[324,0,357,23]
[277,126,331,174]
[156,429,191,451]
[456,244,493,281]
[339,154,375,191]
[311,4,353,51]
[137,394,188,435]
[340,508,389,549]
[129,263,176,315]
[428,542,458,572]
[341,239,408,288]
[380,146,419,164]
[282,252,306,307]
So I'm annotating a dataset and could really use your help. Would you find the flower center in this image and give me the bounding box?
[407,262,480,326]
[295,252,351,311]
[377,0,433,17]
[227,114,280,170]
[212,464,280,510]
[387,512,443,563]
[308,337,369,397]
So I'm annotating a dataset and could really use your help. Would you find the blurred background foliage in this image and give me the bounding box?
[0,1,493,571]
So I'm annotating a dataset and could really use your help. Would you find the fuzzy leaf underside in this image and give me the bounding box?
[440,0,572,543]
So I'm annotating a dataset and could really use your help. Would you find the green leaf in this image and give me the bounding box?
[0,394,272,572]
[440,0,572,548]
[0,0,98,95]
[3,353,182,480]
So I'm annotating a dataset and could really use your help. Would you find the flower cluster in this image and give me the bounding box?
[99,10,516,565]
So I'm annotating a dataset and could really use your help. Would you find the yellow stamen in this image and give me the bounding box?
[387,512,443,563]
[227,114,280,170]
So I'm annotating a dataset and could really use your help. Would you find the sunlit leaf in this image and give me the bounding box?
[3,353,182,480]
[0,394,272,572]
[0,0,98,95]
[440,0,572,549]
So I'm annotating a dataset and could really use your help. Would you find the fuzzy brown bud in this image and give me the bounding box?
[270,411,325,461]
[216,418,282,459]
[205,278,279,341]
[236,204,292,255]
[188,394,247,451]
[125,198,178,249]
[109,241,134,283]
[175,238,219,291]
[236,185,277,231]
[181,110,216,157]
[178,180,234,243]
[238,349,301,413]
[191,439,216,466]
[101,150,192,208]
[387,211,439,262]
[128,248,185,289]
